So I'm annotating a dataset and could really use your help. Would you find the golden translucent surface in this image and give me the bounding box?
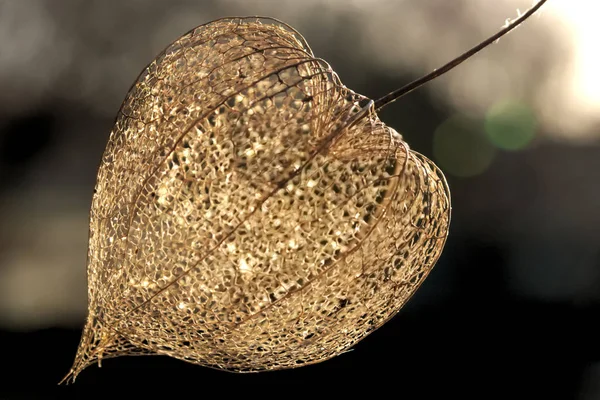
[63,17,450,383]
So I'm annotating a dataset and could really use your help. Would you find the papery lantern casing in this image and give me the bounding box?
[64,16,451,382]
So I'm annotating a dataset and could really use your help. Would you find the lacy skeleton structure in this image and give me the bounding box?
[63,0,547,382]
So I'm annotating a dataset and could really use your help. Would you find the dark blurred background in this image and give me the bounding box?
[1,0,598,398]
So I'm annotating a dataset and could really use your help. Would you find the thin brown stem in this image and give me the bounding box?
[373,0,548,111]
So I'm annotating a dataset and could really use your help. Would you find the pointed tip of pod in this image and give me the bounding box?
[60,314,116,384]
[58,368,76,385]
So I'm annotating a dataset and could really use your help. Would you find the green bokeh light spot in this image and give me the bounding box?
[485,100,537,150]
[433,114,495,178]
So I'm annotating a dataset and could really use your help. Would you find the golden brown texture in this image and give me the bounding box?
[63,16,450,383]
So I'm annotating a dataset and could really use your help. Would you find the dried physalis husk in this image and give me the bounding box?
[63,2,547,383]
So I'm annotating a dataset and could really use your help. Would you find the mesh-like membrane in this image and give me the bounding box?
[63,17,451,383]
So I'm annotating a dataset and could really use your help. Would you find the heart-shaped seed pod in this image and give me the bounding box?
[63,1,547,383]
